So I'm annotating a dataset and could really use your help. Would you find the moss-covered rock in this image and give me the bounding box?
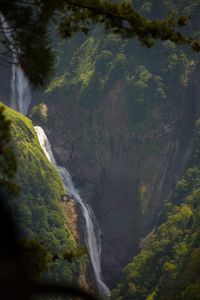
[29,103,48,124]
[1,103,83,284]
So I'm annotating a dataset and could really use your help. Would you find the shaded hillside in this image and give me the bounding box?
[112,119,200,300]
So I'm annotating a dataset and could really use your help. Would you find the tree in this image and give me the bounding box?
[0,0,200,87]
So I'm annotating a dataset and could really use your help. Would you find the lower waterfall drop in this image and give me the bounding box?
[34,125,110,297]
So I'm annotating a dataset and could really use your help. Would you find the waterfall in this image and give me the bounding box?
[34,126,110,297]
[1,13,110,298]
[0,15,31,115]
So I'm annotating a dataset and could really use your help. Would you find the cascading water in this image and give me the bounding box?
[1,12,110,298]
[34,125,110,297]
[0,15,31,115]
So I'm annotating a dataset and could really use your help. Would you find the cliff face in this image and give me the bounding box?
[0,64,11,104]
[112,147,200,299]
[113,61,200,300]
[40,28,200,286]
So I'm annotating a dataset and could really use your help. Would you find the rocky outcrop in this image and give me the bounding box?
[62,199,78,239]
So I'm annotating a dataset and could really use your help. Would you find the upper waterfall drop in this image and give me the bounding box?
[34,125,110,297]
[1,15,31,115]
[10,63,32,115]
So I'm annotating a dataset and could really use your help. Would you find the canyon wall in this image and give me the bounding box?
[39,29,200,286]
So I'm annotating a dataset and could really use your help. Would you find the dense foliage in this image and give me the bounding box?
[1,104,84,283]
[1,0,200,87]
[44,4,197,174]
[112,171,200,298]
[0,106,18,195]
[111,123,200,299]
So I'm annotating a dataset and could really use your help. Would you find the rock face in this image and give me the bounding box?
[62,199,78,239]
[0,64,11,104]
[41,30,199,286]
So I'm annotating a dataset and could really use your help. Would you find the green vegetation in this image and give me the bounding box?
[72,37,100,89]
[1,0,200,87]
[45,73,69,93]
[1,104,84,283]
[45,11,195,167]
[19,238,52,279]
[0,105,18,195]
[111,120,200,299]
[42,1,200,226]
[30,103,48,124]
[40,2,200,292]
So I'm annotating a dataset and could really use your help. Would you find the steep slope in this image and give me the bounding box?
[2,103,83,283]
[112,120,200,300]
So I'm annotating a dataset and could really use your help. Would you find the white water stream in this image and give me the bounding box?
[1,15,31,115]
[34,126,110,297]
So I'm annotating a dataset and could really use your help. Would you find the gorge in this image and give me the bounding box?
[1,1,200,299]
